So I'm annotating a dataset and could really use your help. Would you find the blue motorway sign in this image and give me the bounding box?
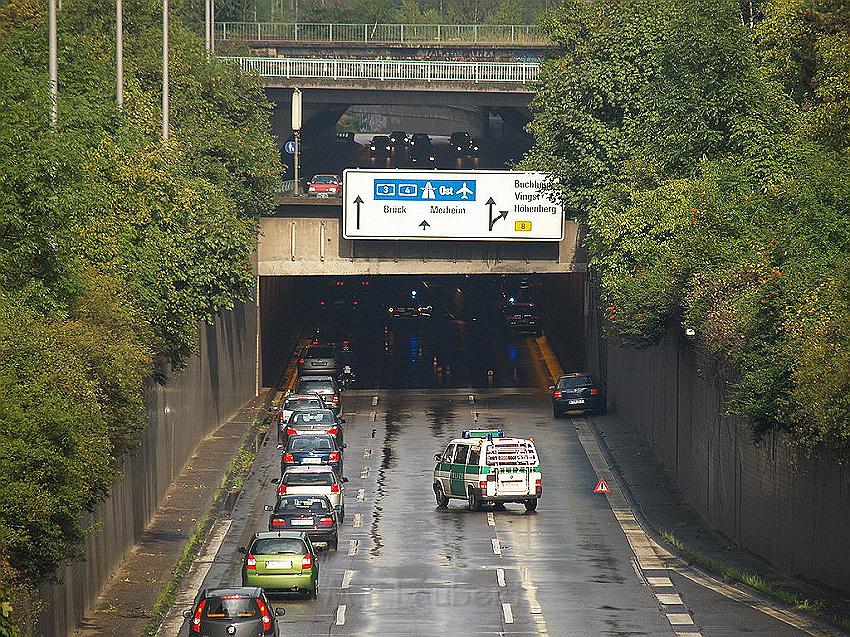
[374,178,477,202]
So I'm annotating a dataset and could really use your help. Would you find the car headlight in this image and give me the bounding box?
[388,307,394,313]
[370,146,376,150]
[429,156,435,161]
[473,146,479,151]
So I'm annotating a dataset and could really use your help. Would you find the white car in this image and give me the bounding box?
[278,466,347,521]
[277,393,327,440]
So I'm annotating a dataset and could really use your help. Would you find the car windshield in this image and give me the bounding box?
[298,381,334,392]
[305,346,335,358]
[276,496,331,512]
[284,398,322,410]
[311,175,337,184]
[558,375,594,389]
[284,472,335,486]
[251,538,306,555]
[291,411,335,425]
[288,435,335,452]
[204,596,257,619]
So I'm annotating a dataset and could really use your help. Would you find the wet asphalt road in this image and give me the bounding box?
[177,320,809,636]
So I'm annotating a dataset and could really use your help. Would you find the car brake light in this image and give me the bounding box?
[283,452,295,463]
[256,598,272,632]
[277,483,287,495]
[343,339,350,344]
[352,300,359,305]
[590,388,600,395]
[329,451,340,461]
[302,553,313,568]
[299,358,305,364]
[246,553,256,570]
[312,339,320,345]
[553,390,562,399]
[479,480,487,491]
[270,517,286,527]
[286,427,297,435]
[330,483,340,493]
[319,301,325,306]
[191,599,205,633]
[332,395,339,404]
[535,478,542,487]
[318,517,334,527]
[327,426,338,435]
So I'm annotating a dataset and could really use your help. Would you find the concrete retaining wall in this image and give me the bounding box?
[584,305,850,593]
[36,298,259,637]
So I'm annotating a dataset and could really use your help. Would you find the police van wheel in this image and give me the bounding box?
[467,488,482,512]
[434,483,449,508]
[524,499,538,513]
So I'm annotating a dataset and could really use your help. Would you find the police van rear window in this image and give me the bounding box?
[485,441,538,466]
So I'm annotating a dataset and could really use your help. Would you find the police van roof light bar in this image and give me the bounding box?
[462,429,504,439]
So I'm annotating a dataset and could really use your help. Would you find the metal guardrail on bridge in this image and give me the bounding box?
[216,22,545,45]
[228,57,540,84]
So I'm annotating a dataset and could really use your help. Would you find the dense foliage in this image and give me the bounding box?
[215,0,547,24]
[525,0,850,453]
[0,0,280,625]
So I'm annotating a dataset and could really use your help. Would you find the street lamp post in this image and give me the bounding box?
[49,0,58,127]
[116,0,124,108]
[292,88,302,195]
[162,0,169,140]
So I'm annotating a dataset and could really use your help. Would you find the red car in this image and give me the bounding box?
[307,174,342,198]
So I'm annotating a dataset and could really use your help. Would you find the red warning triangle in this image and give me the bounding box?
[593,478,611,494]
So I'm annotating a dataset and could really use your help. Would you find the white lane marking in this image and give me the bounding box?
[496,568,506,587]
[468,394,475,404]
[363,447,372,458]
[648,576,674,587]
[519,565,548,630]
[487,512,495,527]
[370,411,377,421]
[666,613,695,625]
[348,539,359,556]
[502,603,514,624]
[353,513,362,528]
[336,605,347,626]
[360,467,369,479]
[491,538,502,555]
[657,593,684,606]
[341,570,354,589]
[471,410,479,422]
[372,395,379,405]
[356,488,365,501]
[155,519,232,636]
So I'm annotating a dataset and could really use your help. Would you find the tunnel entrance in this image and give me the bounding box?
[260,273,587,390]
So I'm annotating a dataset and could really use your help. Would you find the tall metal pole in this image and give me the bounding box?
[49,0,58,127]
[291,88,302,195]
[204,0,211,55]
[162,0,169,140]
[116,0,124,108]
[210,0,215,54]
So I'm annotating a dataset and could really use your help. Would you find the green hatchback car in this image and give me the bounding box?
[240,531,319,599]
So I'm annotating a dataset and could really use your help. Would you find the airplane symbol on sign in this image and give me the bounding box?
[458,182,473,200]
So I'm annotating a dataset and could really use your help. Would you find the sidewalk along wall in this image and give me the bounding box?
[585,306,850,593]
[36,298,259,637]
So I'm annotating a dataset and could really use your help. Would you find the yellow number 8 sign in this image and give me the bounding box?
[514,220,532,232]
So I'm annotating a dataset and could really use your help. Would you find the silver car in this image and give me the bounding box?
[278,466,347,521]
[277,393,327,441]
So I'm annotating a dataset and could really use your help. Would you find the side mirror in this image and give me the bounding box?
[434,453,442,461]
[340,419,347,424]
[237,546,246,554]
[342,443,347,449]
[275,608,286,617]
[342,477,349,483]
[548,385,555,391]
[335,504,342,510]
[182,609,193,619]
[276,444,284,450]
[264,505,273,512]
[271,477,279,484]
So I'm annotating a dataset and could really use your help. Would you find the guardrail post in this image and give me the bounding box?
[400,24,404,42]
[364,24,368,43]
[334,58,338,79]
[329,23,333,42]
[437,24,441,41]
[511,25,515,42]
[474,24,478,42]
[294,23,298,42]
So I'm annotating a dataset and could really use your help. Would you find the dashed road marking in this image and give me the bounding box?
[487,512,495,527]
[336,605,347,626]
[648,576,674,588]
[468,394,475,404]
[348,539,359,556]
[471,410,479,422]
[370,411,377,421]
[363,447,372,459]
[658,593,684,606]
[353,513,362,528]
[502,603,514,624]
[372,395,379,406]
[496,568,506,587]
[341,570,354,589]
[491,538,502,556]
[666,613,695,626]
[356,488,365,501]
[360,467,369,479]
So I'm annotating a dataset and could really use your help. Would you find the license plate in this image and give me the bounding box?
[568,399,585,405]
[290,519,313,526]
[265,560,292,569]
[302,458,322,464]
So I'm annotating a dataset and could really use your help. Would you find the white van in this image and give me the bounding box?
[432,430,542,512]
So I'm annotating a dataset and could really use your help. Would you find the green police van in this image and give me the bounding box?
[433,429,542,512]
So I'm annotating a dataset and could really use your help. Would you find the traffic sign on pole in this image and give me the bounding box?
[342,169,563,241]
[284,140,297,155]
[593,478,611,494]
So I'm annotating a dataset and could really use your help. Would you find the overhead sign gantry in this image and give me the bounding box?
[342,169,564,241]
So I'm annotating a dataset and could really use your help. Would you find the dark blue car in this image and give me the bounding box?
[551,373,606,418]
[279,433,344,476]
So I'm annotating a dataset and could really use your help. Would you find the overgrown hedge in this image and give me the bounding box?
[0,0,281,628]
[525,0,850,452]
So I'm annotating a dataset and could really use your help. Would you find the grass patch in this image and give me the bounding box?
[141,412,269,636]
[661,531,850,630]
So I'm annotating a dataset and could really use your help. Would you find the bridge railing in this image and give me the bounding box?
[216,22,545,44]
[227,57,540,84]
